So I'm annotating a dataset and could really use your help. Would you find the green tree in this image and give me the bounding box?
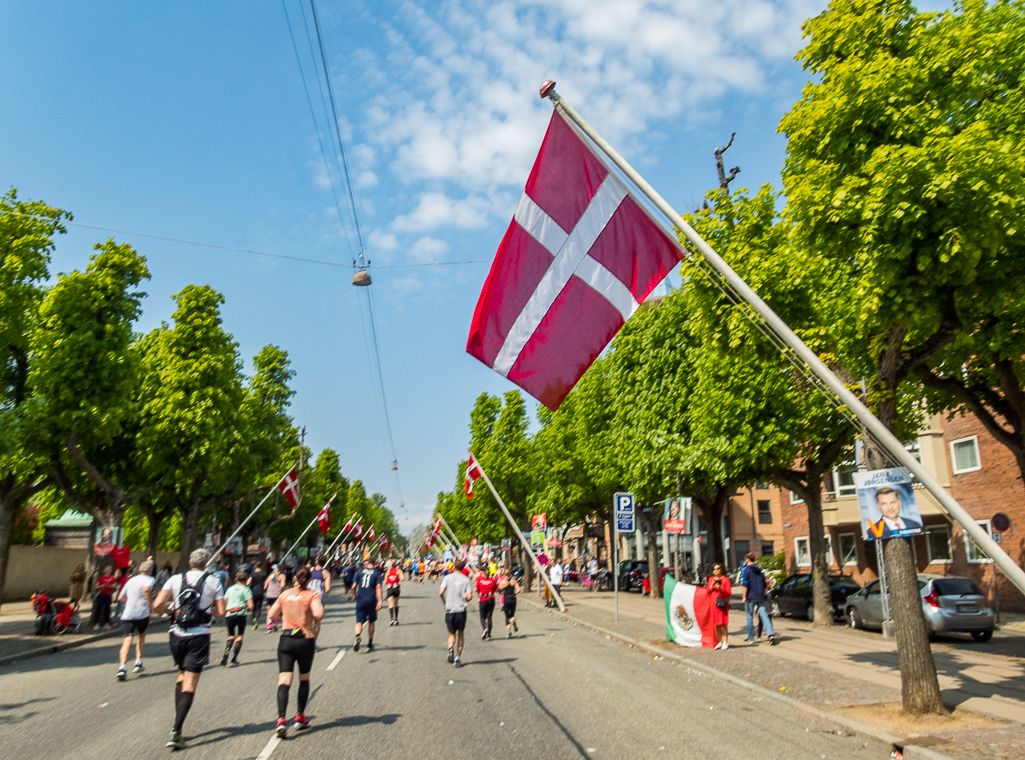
[0,190,69,608]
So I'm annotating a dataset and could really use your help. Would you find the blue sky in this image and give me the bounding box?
[0,1,947,536]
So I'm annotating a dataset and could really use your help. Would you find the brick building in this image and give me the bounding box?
[780,412,1025,612]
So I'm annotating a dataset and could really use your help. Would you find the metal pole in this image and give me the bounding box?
[471,451,566,612]
[540,82,1025,599]
[437,514,462,550]
[614,509,619,622]
[324,518,359,557]
[280,513,321,564]
[212,466,296,559]
[875,540,894,639]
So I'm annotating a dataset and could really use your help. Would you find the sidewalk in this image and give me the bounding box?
[0,598,121,665]
[539,583,1025,759]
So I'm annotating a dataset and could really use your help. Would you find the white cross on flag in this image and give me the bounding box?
[465,455,483,499]
[367,525,376,543]
[467,110,684,409]
[353,518,363,540]
[276,465,300,510]
[378,534,389,549]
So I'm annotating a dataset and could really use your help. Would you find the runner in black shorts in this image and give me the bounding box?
[439,559,473,666]
[152,549,225,751]
[498,565,520,638]
[267,568,324,738]
[352,558,382,653]
[384,561,403,626]
[221,571,253,667]
[248,561,267,630]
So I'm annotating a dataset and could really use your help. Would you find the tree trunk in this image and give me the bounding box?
[0,491,19,612]
[694,487,729,568]
[805,490,835,627]
[179,501,202,570]
[147,517,161,556]
[646,524,662,600]
[523,551,533,593]
[885,537,946,714]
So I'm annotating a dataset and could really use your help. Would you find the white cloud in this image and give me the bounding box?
[369,228,399,252]
[391,192,492,232]
[356,170,378,188]
[407,235,450,262]
[358,0,821,234]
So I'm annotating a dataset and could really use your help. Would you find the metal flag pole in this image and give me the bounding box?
[212,464,298,559]
[436,514,462,550]
[470,451,565,612]
[539,81,1025,598]
[281,494,337,564]
[324,517,359,558]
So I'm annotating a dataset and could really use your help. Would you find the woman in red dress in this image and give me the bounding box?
[707,563,731,650]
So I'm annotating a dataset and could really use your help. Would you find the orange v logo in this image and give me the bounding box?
[868,519,886,539]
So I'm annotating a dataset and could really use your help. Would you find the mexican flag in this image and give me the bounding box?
[664,573,716,648]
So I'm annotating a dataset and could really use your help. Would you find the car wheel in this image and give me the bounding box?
[847,608,862,629]
[805,602,814,622]
[771,601,782,617]
[971,630,993,643]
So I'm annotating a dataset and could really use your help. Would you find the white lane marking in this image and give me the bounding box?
[326,649,345,671]
[255,735,281,760]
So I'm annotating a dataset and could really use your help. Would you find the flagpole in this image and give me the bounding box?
[324,517,358,558]
[539,80,1025,598]
[212,464,297,560]
[436,514,462,549]
[470,451,565,612]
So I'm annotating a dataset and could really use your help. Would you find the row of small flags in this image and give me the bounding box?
[276,465,388,548]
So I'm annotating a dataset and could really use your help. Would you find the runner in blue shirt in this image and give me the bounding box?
[352,559,382,653]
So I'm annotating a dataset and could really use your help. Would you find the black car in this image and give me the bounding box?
[768,573,861,621]
[617,560,648,592]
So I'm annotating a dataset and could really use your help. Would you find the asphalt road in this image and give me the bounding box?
[0,582,890,759]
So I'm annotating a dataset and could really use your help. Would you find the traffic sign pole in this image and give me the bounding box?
[613,492,635,623]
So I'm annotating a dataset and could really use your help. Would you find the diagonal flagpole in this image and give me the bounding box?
[470,450,564,612]
[281,493,337,564]
[324,517,359,558]
[212,464,298,560]
[539,80,1025,599]
[436,514,462,550]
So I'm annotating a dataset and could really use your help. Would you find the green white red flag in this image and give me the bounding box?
[664,573,716,648]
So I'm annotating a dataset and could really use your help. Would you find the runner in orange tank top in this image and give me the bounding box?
[266,568,324,739]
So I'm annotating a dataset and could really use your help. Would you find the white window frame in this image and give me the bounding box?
[838,533,858,566]
[832,466,858,498]
[795,536,810,566]
[950,435,982,474]
[824,536,834,567]
[789,491,804,505]
[966,520,993,564]
[925,524,952,564]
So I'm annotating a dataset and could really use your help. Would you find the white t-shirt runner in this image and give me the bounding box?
[120,574,156,621]
[161,570,225,637]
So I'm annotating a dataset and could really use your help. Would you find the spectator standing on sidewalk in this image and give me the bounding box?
[69,565,87,610]
[588,556,599,592]
[740,553,777,645]
[707,563,731,650]
[549,559,563,607]
[93,566,117,630]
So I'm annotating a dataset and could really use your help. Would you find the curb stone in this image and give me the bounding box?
[0,628,122,669]
[522,597,952,760]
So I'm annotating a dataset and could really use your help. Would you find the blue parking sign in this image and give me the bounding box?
[614,492,635,532]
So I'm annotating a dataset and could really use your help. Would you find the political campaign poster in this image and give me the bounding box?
[854,468,923,541]
[664,497,691,534]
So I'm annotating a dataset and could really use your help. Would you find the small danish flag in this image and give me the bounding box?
[465,455,483,499]
[277,465,300,510]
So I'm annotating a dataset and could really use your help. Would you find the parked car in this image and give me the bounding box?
[618,560,648,592]
[768,573,862,621]
[844,574,995,641]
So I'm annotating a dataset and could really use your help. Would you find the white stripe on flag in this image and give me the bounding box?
[513,194,569,254]
[494,175,629,376]
[573,255,639,321]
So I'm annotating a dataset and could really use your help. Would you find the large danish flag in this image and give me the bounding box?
[277,465,300,510]
[467,110,684,409]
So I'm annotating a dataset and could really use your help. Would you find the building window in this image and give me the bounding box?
[760,540,774,557]
[825,536,834,567]
[794,537,810,566]
[755,480,769,490]
[966,520,993,563]
[838,534,857,566]
[926,525,952,563]
[757,500,772,525]
[950,436,981,474]
[789,491,804,505]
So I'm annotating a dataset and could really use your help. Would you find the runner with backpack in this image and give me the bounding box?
[152,548,226,751]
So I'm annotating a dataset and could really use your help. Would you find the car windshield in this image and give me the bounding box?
[933,578,983,597]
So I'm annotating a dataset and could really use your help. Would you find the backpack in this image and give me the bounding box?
[173,572,212,629]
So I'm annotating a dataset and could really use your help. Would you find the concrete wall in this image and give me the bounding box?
[4,546,180,602]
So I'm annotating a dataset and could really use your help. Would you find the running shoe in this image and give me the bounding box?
[133,660,144,673]
[294,714,309,731]
[447,646,454,663]
[507,632,512,639]
[166,730,185,749]
[366,642,375,653]
[116,667,127,682]
[353,635,361,653]
[220,652,229,667]
[769,634,780,646]
[513,621,519,633]
[275,718,288,739]
[721,642,729,650]
[454,656,461,667]
[229,660,239,667]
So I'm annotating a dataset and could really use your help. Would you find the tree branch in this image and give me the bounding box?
[65,430,120,500]
[714,133,740,193]
[915,365,1020,451]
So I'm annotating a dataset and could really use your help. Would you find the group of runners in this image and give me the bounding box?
[109,545,524,750]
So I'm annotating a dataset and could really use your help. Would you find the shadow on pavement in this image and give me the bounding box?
[460,658,517,667]
[305,712,401,733]
[508,664,589,758]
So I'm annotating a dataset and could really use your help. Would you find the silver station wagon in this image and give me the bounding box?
[844,573,995,642]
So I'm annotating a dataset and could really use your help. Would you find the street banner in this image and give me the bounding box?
[465,455,483,498]
[855,468,923,541]
[530,530,545,547]
[664,497,691,534]
[466,109,683,410]
[664,573,716,649]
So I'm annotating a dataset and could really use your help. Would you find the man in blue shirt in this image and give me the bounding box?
[352,559,382,653]
[740,553,778,645]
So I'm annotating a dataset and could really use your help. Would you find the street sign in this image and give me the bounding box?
[614,492,635,532]
[992,512,1012,533]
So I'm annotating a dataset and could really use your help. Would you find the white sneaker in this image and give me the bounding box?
[721,642,729,650]
[713,642,722,650]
